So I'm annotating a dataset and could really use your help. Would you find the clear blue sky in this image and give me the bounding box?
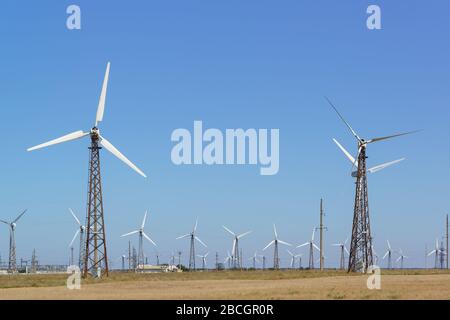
[0,1,448,268]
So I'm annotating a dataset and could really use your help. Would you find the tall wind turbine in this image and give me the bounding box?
[223,226,252,269]
[177,218,207,271]
[68,208,86,270]
[396,249,408,269]
[327,97,416,272]
[0,210,27,273]
[428,239,445,269]
[28,63,147,277]
[224,251,233,269]
[382,240,393,269]
[332,238,350,270]
[298,228,320,269]
[248,252,260,269]
[121,211,157,268]
[287,250,302,269]
[263,225,292,270]
[197,252,209,270]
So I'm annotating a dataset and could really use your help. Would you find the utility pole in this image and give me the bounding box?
[128,241,131,270]
[215,252,219,271]
[318,198,327,271]
[178,251,182,269]
[446,214,449,269]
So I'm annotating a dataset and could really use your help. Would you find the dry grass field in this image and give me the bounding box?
[0,270,449,300]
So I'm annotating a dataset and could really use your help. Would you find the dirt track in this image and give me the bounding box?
[1,274,449,300]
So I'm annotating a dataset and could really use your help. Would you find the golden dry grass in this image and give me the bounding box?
[0,270,449,300]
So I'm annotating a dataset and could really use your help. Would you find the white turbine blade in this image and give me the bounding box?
[313,243,321,252]
[121,230,139,237]
[176,234,191,240]
[325,97,361,141]
[238,231,252,239]
[143,232,157,247]
[428,250,436,257]
[69,230,80,247]
[13,209,28,224]
[99,136,147,178]
[436,239,439,250]
[195,236,207,248]
[263,240,275,251]
[297,242,309,249]
[366,130,420,144]
[232,239,236,255]
[0,219,9,225]
[273,225,278,239]
[286,250,294,256]
[28,131,89,152]
[205,252,209,258]
[194,218,199,233]
[331,243,341,247]
[278,240,292,247]
[333,138,358,167]
[223,226,236,237]
[382,251,389,259]
[312,228,316,242]
[368,158,405,174]
[141,210,148,229]
[69,208,81,226]
[396,257,401,262]
[344,238,349,245]
[387,240,392,250]
[344,247,350,256]
[95,62,110,126]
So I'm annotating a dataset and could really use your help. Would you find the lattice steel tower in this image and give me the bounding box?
[348,147,373,272]
[84,134,108,276]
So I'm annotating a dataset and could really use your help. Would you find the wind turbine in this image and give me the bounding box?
[224,251,233,269]
[68,208,86,270]
[332,238,350,270]
[263,225,292,270]
[28,63,147,277]
[327,97,416,272]
[248,252,260,269]
[0,210,27,273]
[428,239,445,269]
[121,211,156,269]
[286,250,302,269]
[396,249,408,269]
[177,218,207,271]
[197,252,209,270]
[223,226,252,269]
[382,240,393,269]
[298,228,320,269]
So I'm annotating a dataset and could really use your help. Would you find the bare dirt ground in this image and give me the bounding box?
[1,271,449,300]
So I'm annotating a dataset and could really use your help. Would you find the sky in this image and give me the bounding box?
[0,0,449,269]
